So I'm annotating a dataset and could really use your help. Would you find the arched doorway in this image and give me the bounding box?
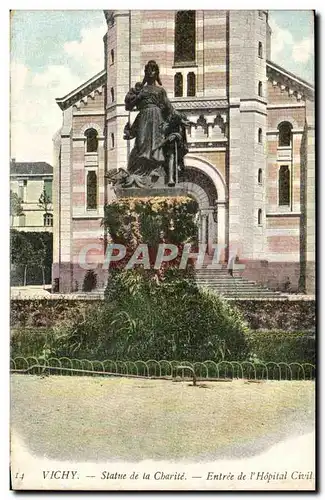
[179,154,227,255]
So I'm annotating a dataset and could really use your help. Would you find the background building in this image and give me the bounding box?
[53,10,315,294]
[10,159,53,232]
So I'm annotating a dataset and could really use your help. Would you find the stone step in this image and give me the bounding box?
[205,286,279,293]
[221,293,280,298]
[199,280,279,287]
[195,278,257,284]
[195,270,232,275]
[199,286,278,292]
[195,267,283,297]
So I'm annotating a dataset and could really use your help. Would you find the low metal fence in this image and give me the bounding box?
[10,357,315,381]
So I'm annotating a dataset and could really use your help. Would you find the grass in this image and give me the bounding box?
[11,374,314,462]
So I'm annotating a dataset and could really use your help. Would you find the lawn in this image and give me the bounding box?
[11,374,314,462]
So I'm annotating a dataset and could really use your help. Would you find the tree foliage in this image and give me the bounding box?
[10,190,24,217]
[103,196,199,277]
[10,230,53,285]
[38,187,52,214]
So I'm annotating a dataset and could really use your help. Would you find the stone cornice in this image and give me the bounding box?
[56,70,106,111]
[266,60,314,102]
[171,97,228,110]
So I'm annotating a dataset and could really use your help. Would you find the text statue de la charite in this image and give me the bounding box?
[106,60,192,189]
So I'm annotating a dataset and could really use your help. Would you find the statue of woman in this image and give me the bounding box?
[124,60,179,184]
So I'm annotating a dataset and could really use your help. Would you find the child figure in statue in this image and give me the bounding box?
[123,82,143,140]
[154,111,192,186]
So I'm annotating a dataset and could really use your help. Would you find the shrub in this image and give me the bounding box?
[50,270,250,361]
[11,327,57,358]
[82,270,97,292]
[103,196,198,278]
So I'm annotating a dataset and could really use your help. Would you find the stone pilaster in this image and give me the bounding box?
[59,107,73,292]
[305,99,315,294]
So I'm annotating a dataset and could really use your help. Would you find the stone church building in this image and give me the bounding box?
[52,10,315,294]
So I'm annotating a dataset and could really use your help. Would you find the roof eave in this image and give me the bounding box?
[55,69,107,110]
[266,60,314,93]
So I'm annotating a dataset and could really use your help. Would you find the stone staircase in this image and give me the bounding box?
[195,264,282,298]
[71,265,283,300]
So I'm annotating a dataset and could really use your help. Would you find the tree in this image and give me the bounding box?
[38,187,51,215]
[10,230,53,286]
[10,190,23,225]
[10,230,33,285]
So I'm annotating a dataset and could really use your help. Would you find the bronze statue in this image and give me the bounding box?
[107,60,191,188]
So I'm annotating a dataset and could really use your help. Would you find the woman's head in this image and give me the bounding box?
[143,60,162,86]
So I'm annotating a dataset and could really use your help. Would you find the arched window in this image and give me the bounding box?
[258,168,262,184]
[110,87,115,102]
[110,49,114,65]
[258,41,263,58]
[174,11,196,64]
[279,165,290,206]
[43,213,53,227]
[110,133,115,149]
[278,121,293,147]
[258,128,263,143]
[174,73,183,97]
[258,81,263,97]
[187,72,196,97]
[87,171,97,210]
[258,209,262,226]
[84,128,98,153]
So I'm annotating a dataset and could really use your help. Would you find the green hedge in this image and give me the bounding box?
[11,272,250,362]
[10,271,315,365]
[11,328,315,365]
[231,299,315,332]
[246,330,315,364]
[11,297,316,332]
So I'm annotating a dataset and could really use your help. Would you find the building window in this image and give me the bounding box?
[44,180,52,203]
[110,49,114,65]
[18,182,24,201]
[258,41,263,58]
[174,11,196,64]
[187,72,196,96]
[87,171,97,210]
[258,209,262,226]
[19,214,26,227]
[258,10,263,18]
[18,180,27,201]
[84,128,98,153]
[258,168,262,184]
[111,87,115,102]
[110,133,115,149]
[43,213,53,227]
[258,128,263,143]
[258,81,263,97]
[279,165,290,206]
[174,73,183,97]
[278,121,292,147]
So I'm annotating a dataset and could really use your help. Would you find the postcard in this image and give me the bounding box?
[10,9,315,491]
